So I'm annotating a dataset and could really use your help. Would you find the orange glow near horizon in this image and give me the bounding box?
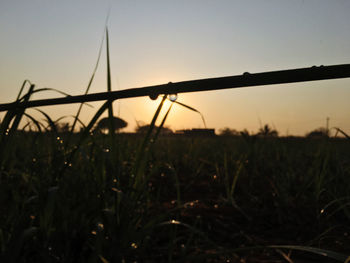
[1,1,350,136]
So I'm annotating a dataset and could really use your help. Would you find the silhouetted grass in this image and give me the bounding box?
[1,26,349,262]
[0,127,350,262]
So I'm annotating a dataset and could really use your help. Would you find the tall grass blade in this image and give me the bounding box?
[152,102,173,143]
[8,85,35,134]
[19,87,72,100]
[66,100,111,164]
[34,108,58,134]
[99,255,110,263]
[23,113,44,132]
[133,95,167,189]
[0,84,35,162]
[21,120,32,131]
[16,80,32,100]
[269,245,349,262]
[69,115,86,129]
[106,27,115,136]
[334,127,350,139]
[69,17,107,135]
[172,100,207,128]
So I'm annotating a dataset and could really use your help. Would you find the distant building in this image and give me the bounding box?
[306,127,329,138]
[175,128,216,137]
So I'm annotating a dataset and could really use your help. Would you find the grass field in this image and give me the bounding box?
[0,128,349,262]
[1,27,349,262]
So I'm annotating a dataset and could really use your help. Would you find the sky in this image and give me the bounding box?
[1,0,350,136]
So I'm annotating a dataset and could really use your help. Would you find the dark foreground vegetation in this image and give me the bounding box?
[1,130,349,262]
[1,28,350,262]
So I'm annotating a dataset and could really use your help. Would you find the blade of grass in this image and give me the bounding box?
[333,127,350,139]
[269,245,349,262]
[152,102,173,143]
[16,80,32,100]
[133,95,167,189]
[19,87,68,100]
[172,100,207,128]
[65,100,111,164]
[56,115,86,130]
[34,108,58,134]
[69,14,109,135]
[23,113,44,132]
[8,85,35,135]
[21,121,31,132]
[0,84,35,163]
[106,27,115,137]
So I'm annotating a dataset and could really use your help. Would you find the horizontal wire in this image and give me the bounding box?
[1,64,350,112]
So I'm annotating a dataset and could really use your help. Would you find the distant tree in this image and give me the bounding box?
[135,124,173,135]
[239,129,258,143]
[96,116,128,133]
[257,124,278,137]
[306,127,329,138]
[240,129,250,137]
[219,127,239,136]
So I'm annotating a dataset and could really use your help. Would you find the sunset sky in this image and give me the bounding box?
[1,0,350,135]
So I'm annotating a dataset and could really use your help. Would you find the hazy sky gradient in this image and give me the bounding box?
[1,0,350,135]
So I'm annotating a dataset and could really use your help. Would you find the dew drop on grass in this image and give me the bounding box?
[320,209,325,214]
[111,187,122,193]
[169,94,178,102]
[170,219,180,225]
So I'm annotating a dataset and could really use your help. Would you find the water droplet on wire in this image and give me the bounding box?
[169,94,178,102]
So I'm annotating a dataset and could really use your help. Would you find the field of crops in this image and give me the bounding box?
[1,124,349,262]
[1,26,350,262]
